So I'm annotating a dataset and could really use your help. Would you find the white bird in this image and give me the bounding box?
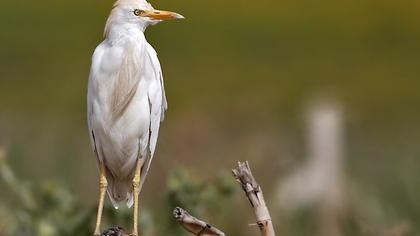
[87,0,183,235]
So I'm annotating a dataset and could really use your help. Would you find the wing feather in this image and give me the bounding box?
[139,44,167,189]
[111,42,144,120]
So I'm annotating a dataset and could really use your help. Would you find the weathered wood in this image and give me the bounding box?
[232,161,276,236]
[173,207,225,236]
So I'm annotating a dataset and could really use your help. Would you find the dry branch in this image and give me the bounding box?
[173,207,225,236]
[232,161,276,236]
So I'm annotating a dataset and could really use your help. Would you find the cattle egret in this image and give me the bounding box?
[87,0,183,235]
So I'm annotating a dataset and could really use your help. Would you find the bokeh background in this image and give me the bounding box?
[1,0,420,235]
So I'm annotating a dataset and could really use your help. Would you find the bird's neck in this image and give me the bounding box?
[105,24,146,45]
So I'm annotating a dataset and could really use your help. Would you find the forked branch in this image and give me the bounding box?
[173,207,225,236]
[232,161,276,236]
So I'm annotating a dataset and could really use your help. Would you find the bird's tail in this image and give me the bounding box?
[106,176,134,209]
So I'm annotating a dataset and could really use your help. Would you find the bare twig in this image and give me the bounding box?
[173,207,225,236]
[232,161,276,236]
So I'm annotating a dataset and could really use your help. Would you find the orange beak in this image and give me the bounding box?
[143,10,185,20]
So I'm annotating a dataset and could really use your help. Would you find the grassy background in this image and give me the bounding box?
[1,0,420,235]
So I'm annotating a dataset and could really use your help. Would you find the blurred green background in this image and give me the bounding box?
[1,0,420,235]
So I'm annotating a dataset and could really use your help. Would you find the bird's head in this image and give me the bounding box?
[105,0,184,34]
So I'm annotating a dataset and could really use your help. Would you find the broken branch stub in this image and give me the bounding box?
[232,161,276,236]
[173,207,225,236]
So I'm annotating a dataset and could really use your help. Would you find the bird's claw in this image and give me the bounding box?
[99,226,128,236]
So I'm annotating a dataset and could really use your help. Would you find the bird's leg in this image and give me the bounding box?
[131,159,142,236]
[94,162,108,236]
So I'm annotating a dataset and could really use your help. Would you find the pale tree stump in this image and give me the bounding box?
[232,161,276,236]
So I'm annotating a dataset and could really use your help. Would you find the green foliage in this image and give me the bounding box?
[163,166,236,236]
[0,152,236,236]
[167,166,235,215]
[0,152,94,236]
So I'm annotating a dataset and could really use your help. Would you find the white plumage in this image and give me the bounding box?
[88,2,182,234]
[87,0,182,211]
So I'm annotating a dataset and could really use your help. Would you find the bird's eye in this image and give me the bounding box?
[133,9,145,16]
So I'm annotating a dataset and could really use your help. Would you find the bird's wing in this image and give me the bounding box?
[88,40,148,207]
[139,45,167,189]
[156,56,168,122]
[111,42,145,121]
[87,40,145,160]
[87,43,109,159]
